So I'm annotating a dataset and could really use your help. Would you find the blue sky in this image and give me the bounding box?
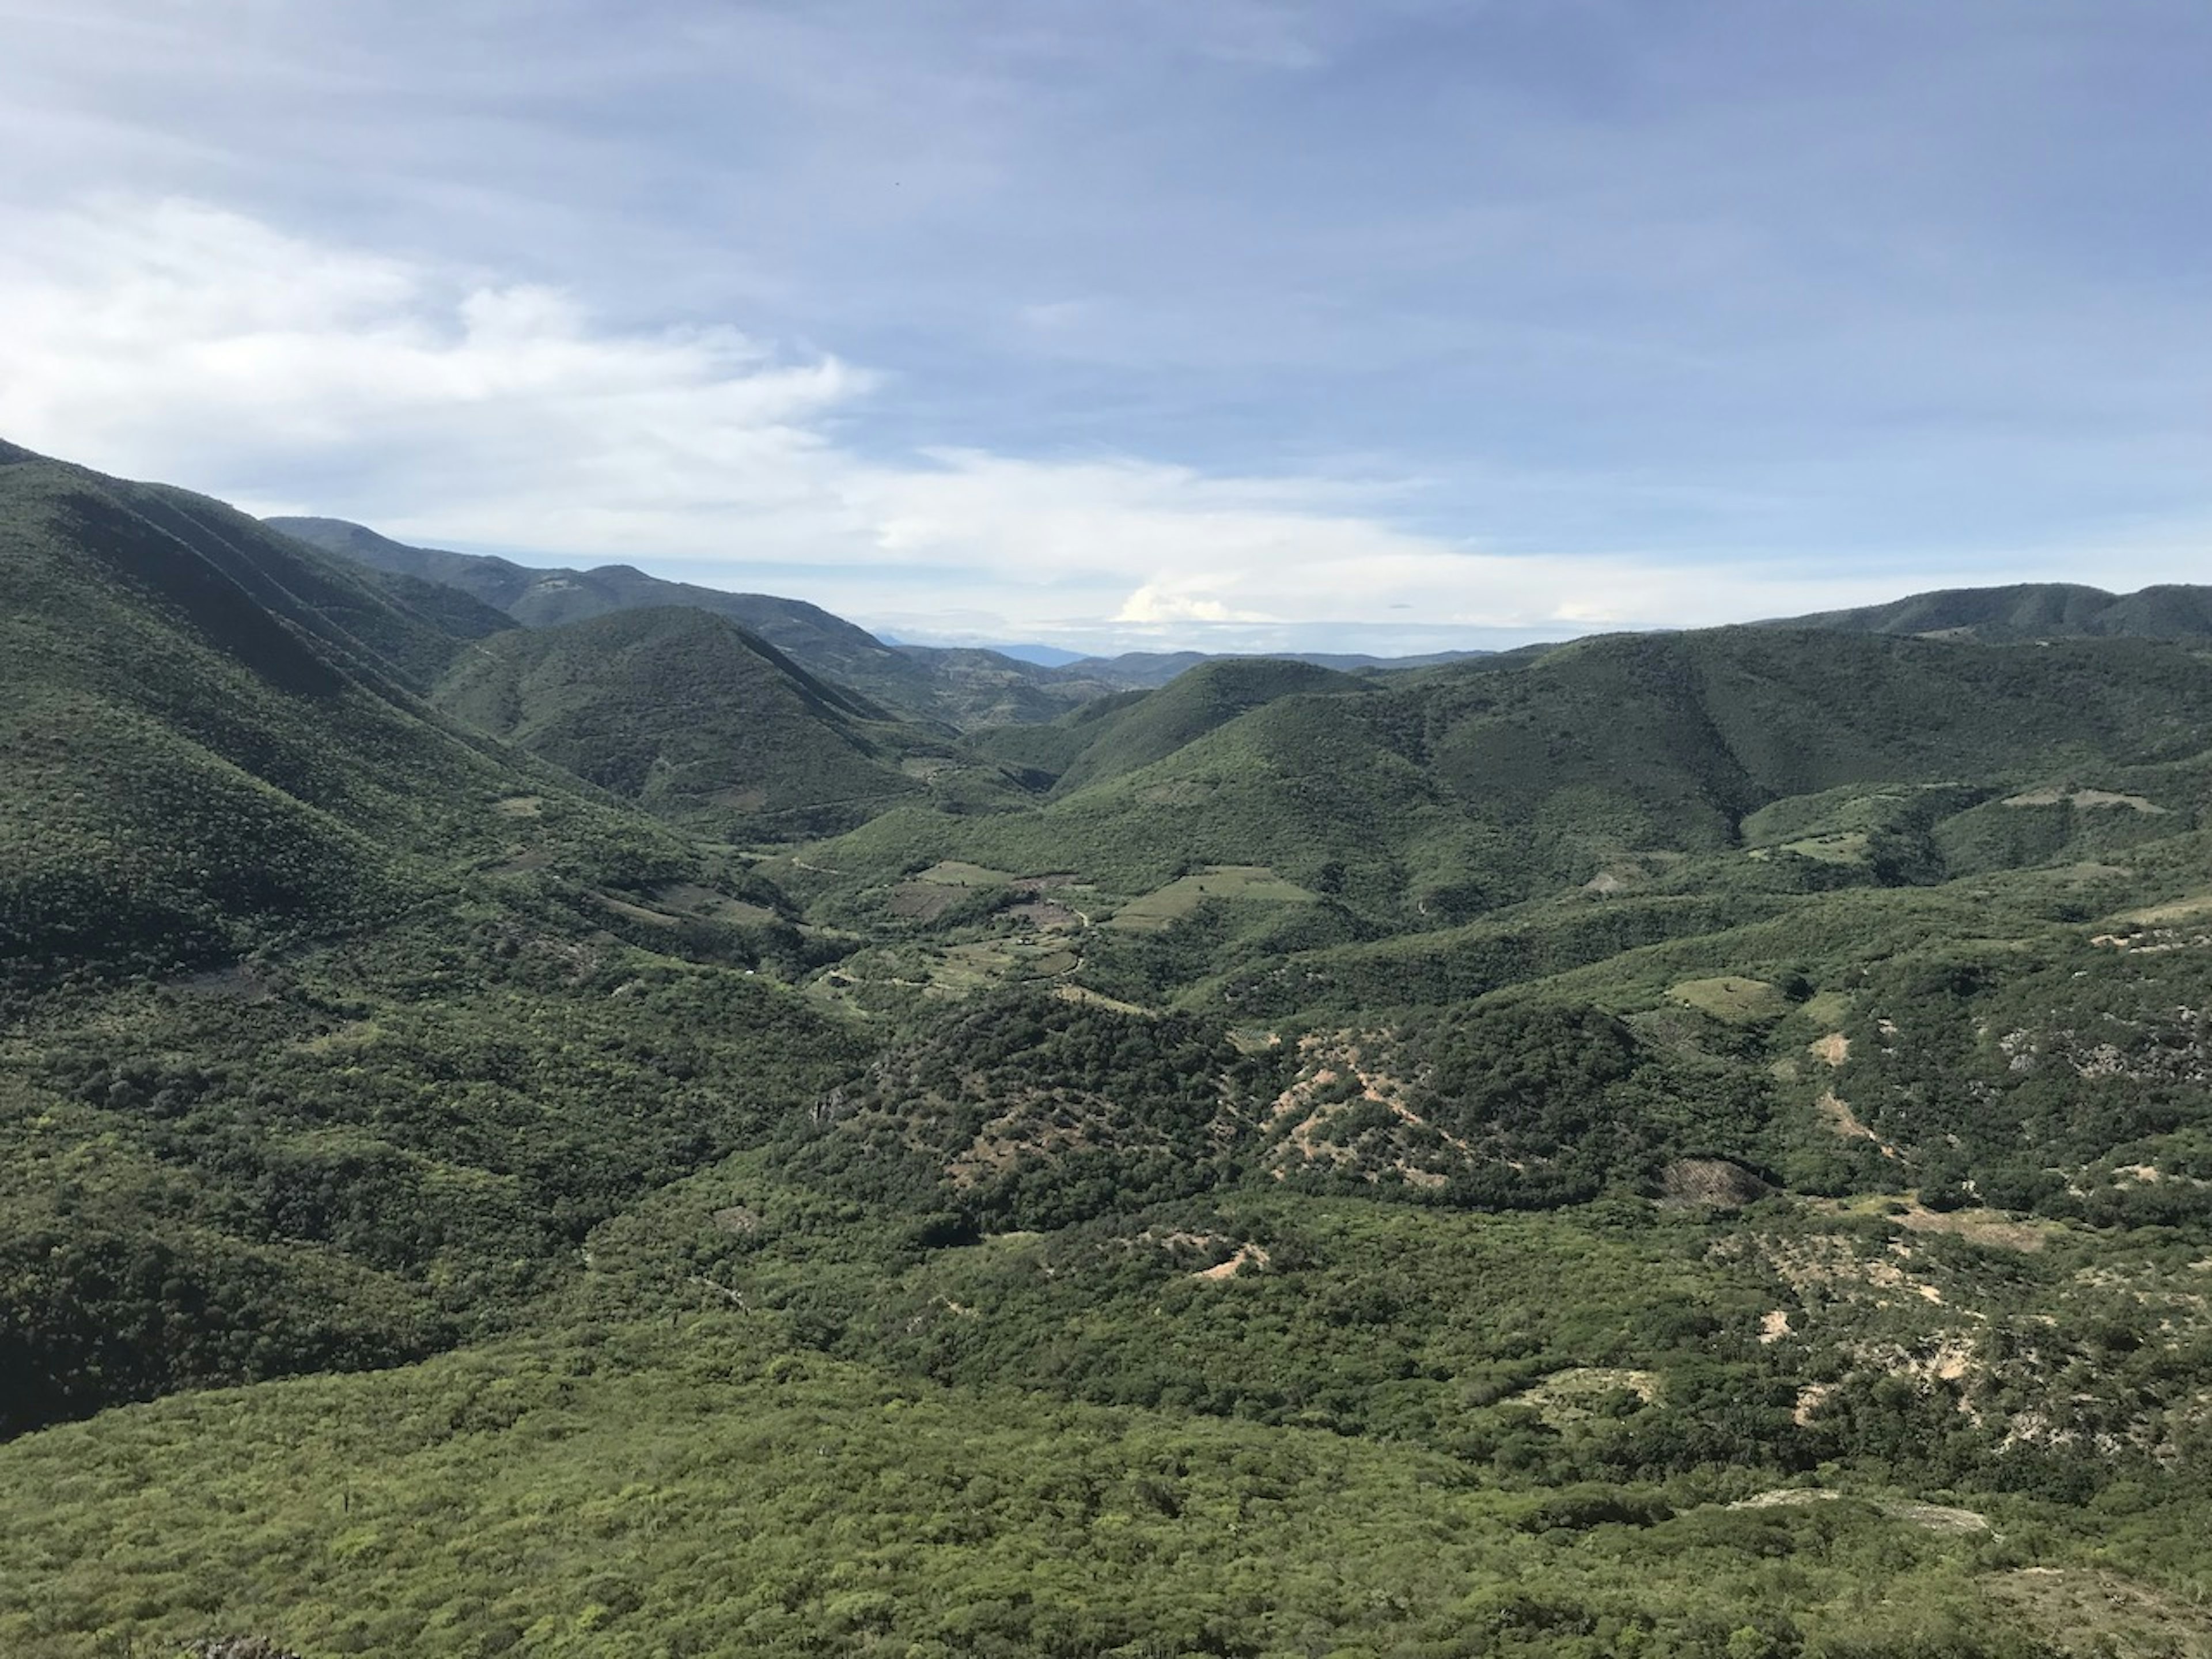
[2,1,2206,653]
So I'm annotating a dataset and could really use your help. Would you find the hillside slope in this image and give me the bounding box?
[9,445,2212,1657]
[0,445,677,981]
[429,607,1011,836]
[0,444,863,1437]
[972,657,1359,797]
[815,625,2212,927]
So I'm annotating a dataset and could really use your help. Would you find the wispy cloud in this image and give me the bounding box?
[8,194,2206,653]
[2,4,2209,649]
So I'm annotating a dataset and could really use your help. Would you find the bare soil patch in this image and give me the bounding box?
[1726,1490,1990,1534]
[1660,1158,1771,1209]
[1194,1244,1271,1281]
[1261,1033,1475,1189]
[1816,1090,1899,1158]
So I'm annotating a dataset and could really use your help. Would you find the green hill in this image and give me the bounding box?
[814,626,2212,930]
[0,444,645,982]
[0,442,865,1439]
[1770,580,2212,642]
[973,656,1358,797]
[430,607,1032,838]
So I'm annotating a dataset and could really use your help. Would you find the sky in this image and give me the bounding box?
[1,1,2207,655]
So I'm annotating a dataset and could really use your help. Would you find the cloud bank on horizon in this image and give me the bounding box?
[1,1,2207,654]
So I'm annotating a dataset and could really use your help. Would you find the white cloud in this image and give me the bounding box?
[1114,584,1268,624]
[0,195,2162,652]
[1016,298,1096,333]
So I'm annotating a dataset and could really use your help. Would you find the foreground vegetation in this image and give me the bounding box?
[5,442,2212,1656]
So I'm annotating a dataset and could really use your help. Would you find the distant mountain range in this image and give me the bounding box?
[267,516,1497,718]
[1040,647,1493,688]
[6,448,2184,961]
[267,515,1047,728]
[277,514,2212,706]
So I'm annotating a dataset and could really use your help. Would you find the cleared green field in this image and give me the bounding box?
[1105,865,1314,931]
[1666,975,1789,1022]
[917,860,1020,888]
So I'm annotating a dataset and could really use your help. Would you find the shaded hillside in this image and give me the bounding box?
[0,444,683,983]
[0,442,870,1439]
[431,607,1028,837]
[17,463,514,698]
[1770,581,2212,642]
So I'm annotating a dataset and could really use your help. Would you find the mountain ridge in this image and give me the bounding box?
[1763,579,2212,642]
[267,514,1094,728]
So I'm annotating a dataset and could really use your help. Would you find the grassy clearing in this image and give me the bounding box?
[1520,1366,1663,1427]
[927,938,1081,994]
[2112,891,2212,926]
[918,860,1018,888]
[2002,785,2165,813]
[1666,975,1789,1022]
[650,881,781,926]
[1779,832,1871,863]
[1105,865,1313,932]
[1797,990,1853,1028]
[1813,1194,2062,1253]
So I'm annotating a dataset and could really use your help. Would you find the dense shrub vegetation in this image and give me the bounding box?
[7,447,2212,1656]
